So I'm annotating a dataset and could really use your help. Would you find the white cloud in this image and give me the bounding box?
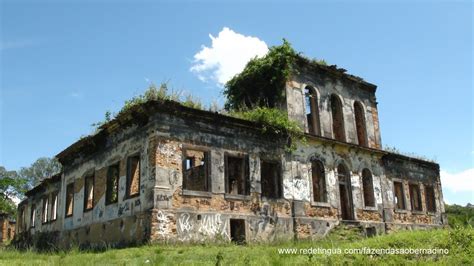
[440,168,474,193]
[190,27,268,87]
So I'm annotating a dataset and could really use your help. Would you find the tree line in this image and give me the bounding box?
[0,157,61,217]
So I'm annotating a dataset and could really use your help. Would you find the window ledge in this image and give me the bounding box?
[394,209,409,214]
[224,194,251,201]
[426,211,437,216]
[311,201,331,208]
[362,206,378,211]
[182,190,212,198]
[411,210,425,215]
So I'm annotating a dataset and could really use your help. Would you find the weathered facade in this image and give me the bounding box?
[0,213,15,244]
[16,58,446,248]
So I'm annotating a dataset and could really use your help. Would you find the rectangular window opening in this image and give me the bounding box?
[51,192,58,221]
[409,183,422,211]
[126,155,141,197]
[106,163,120,204]
[261,160,281,199]
[65,183,74,217]
[225,155,250,195]
[394,181,406,210]
[425,184,436,212]
[30,204,36,228]
[84,174,94,211]
[183,149,210,192]
[42,197,49,224]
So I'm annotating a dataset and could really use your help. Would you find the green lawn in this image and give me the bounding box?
[1,226,472,266]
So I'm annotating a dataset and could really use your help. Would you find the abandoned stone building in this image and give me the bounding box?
[15,55,446,247]
[0,213,15,245]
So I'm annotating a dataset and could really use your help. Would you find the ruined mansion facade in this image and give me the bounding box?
[16,58,446,247]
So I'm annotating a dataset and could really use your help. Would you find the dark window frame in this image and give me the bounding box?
[126,154,141,198]
[182,147,211,192]
[424,184,437,212]
[50,191,58,221]
[106,163,120,205]
[42,196,49,224]
[30,204,36,228]
[224,153,250,196]
[393,181,406,210]
[330,94,346,142]
[260,159,282,199]
[311,160,327,203]
[362,169,375,207]
[65,182,74,218]
[409,183,423,212]
[354,101,368,147]
[83,174,95,212]
[304,86,321,136]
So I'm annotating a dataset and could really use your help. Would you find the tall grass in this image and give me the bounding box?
[1,227,472,265]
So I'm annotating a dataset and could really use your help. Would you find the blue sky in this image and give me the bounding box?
[1,1,472,205]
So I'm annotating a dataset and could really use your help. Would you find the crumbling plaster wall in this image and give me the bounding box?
[55,123,157,246]
[381,155,446,230]
[285,70,382,149]
[147,112,294,243]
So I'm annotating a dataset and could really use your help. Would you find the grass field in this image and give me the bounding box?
[1,226,472,266]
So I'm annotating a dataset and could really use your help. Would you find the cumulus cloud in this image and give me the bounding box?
[190,27,268,86]
[440,168,474,193]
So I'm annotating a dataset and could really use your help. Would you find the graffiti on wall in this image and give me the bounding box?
[283,177,310,201]
[156,211,171,237]
[176,213,229,241]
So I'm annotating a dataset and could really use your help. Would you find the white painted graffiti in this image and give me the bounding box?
[199,214,227,237]
[283,178,310,201]
[178,213,193,233]
[156,211,171,237]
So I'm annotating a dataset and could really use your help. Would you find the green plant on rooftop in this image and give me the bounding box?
[223,39,328,111]
[223,39,297,111]
[229,107,305,152]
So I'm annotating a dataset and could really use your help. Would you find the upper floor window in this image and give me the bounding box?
[126,155,141,197]
[354,101,368,147]
[225,154,250,195]
[409,183,422,211]
[311,160,326,202]
[106,163,120,204]
[394,181,406,209]
[84,174,94,211]
[304,86,321,136]
[362,169,375,207]
[261,160,282,199]
[330,94,345,142]
[183,148,210,192]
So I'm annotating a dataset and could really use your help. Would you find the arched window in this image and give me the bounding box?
[337,163,353,220]
[354,101,368,147]
[362,169,375,207]
[337,164,349,183]
[305,86,321,135]
[311,160,326,202]
[331,94,345,142]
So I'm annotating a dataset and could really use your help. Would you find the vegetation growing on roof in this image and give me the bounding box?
[383,145,437,163]
[228,107,305,152]
[223,39,328,111]
[91,83,204,132]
